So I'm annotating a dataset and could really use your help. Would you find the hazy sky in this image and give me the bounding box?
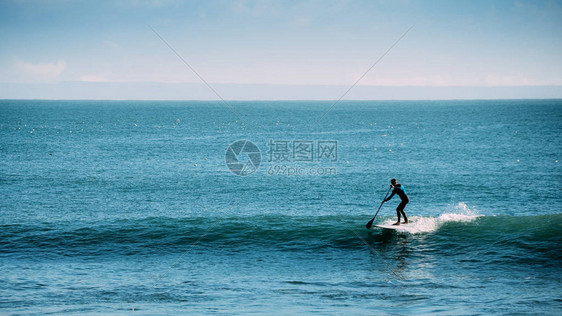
[1,0,561,98]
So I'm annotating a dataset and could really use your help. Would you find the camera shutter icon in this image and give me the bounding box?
[225,140,261,176]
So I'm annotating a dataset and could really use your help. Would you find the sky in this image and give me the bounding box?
[0,0,561,99]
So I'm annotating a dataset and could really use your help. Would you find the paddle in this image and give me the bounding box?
[366,186,392,229]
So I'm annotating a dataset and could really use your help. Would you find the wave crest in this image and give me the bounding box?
[378,212,481,234]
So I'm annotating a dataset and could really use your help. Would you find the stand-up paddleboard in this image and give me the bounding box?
[374,224,411,231]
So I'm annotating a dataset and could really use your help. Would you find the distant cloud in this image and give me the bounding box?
[359,74,562,87]
[79,73,111,82]
[16,60,67,81]
[484,73,537,86]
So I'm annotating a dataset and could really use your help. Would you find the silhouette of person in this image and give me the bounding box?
[383,178,409,225]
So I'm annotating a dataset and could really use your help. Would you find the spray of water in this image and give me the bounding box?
[379,202,482,234]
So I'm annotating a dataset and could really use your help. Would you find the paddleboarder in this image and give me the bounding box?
[383,178,409,225]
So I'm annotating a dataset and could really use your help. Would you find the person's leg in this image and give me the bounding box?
[393,208,401,225]
[398,202,408,224]
[400,210,408,223]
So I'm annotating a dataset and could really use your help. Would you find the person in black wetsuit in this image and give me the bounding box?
[383,178,409,225]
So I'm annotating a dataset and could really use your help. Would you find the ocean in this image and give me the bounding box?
[1,99,560,315]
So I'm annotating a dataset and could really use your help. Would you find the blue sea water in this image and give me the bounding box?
[0,99,561,315]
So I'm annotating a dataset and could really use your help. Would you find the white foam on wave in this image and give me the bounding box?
[379,202,482,234]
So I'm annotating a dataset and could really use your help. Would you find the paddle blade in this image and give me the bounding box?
[366,217,375,229]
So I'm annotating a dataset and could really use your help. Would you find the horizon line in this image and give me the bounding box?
[2,98,562,102]
[3,81,562,88]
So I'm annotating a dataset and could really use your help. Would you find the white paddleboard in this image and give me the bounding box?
[374,224,411,231]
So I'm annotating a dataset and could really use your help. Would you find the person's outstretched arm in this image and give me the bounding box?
[384,189,395,202]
